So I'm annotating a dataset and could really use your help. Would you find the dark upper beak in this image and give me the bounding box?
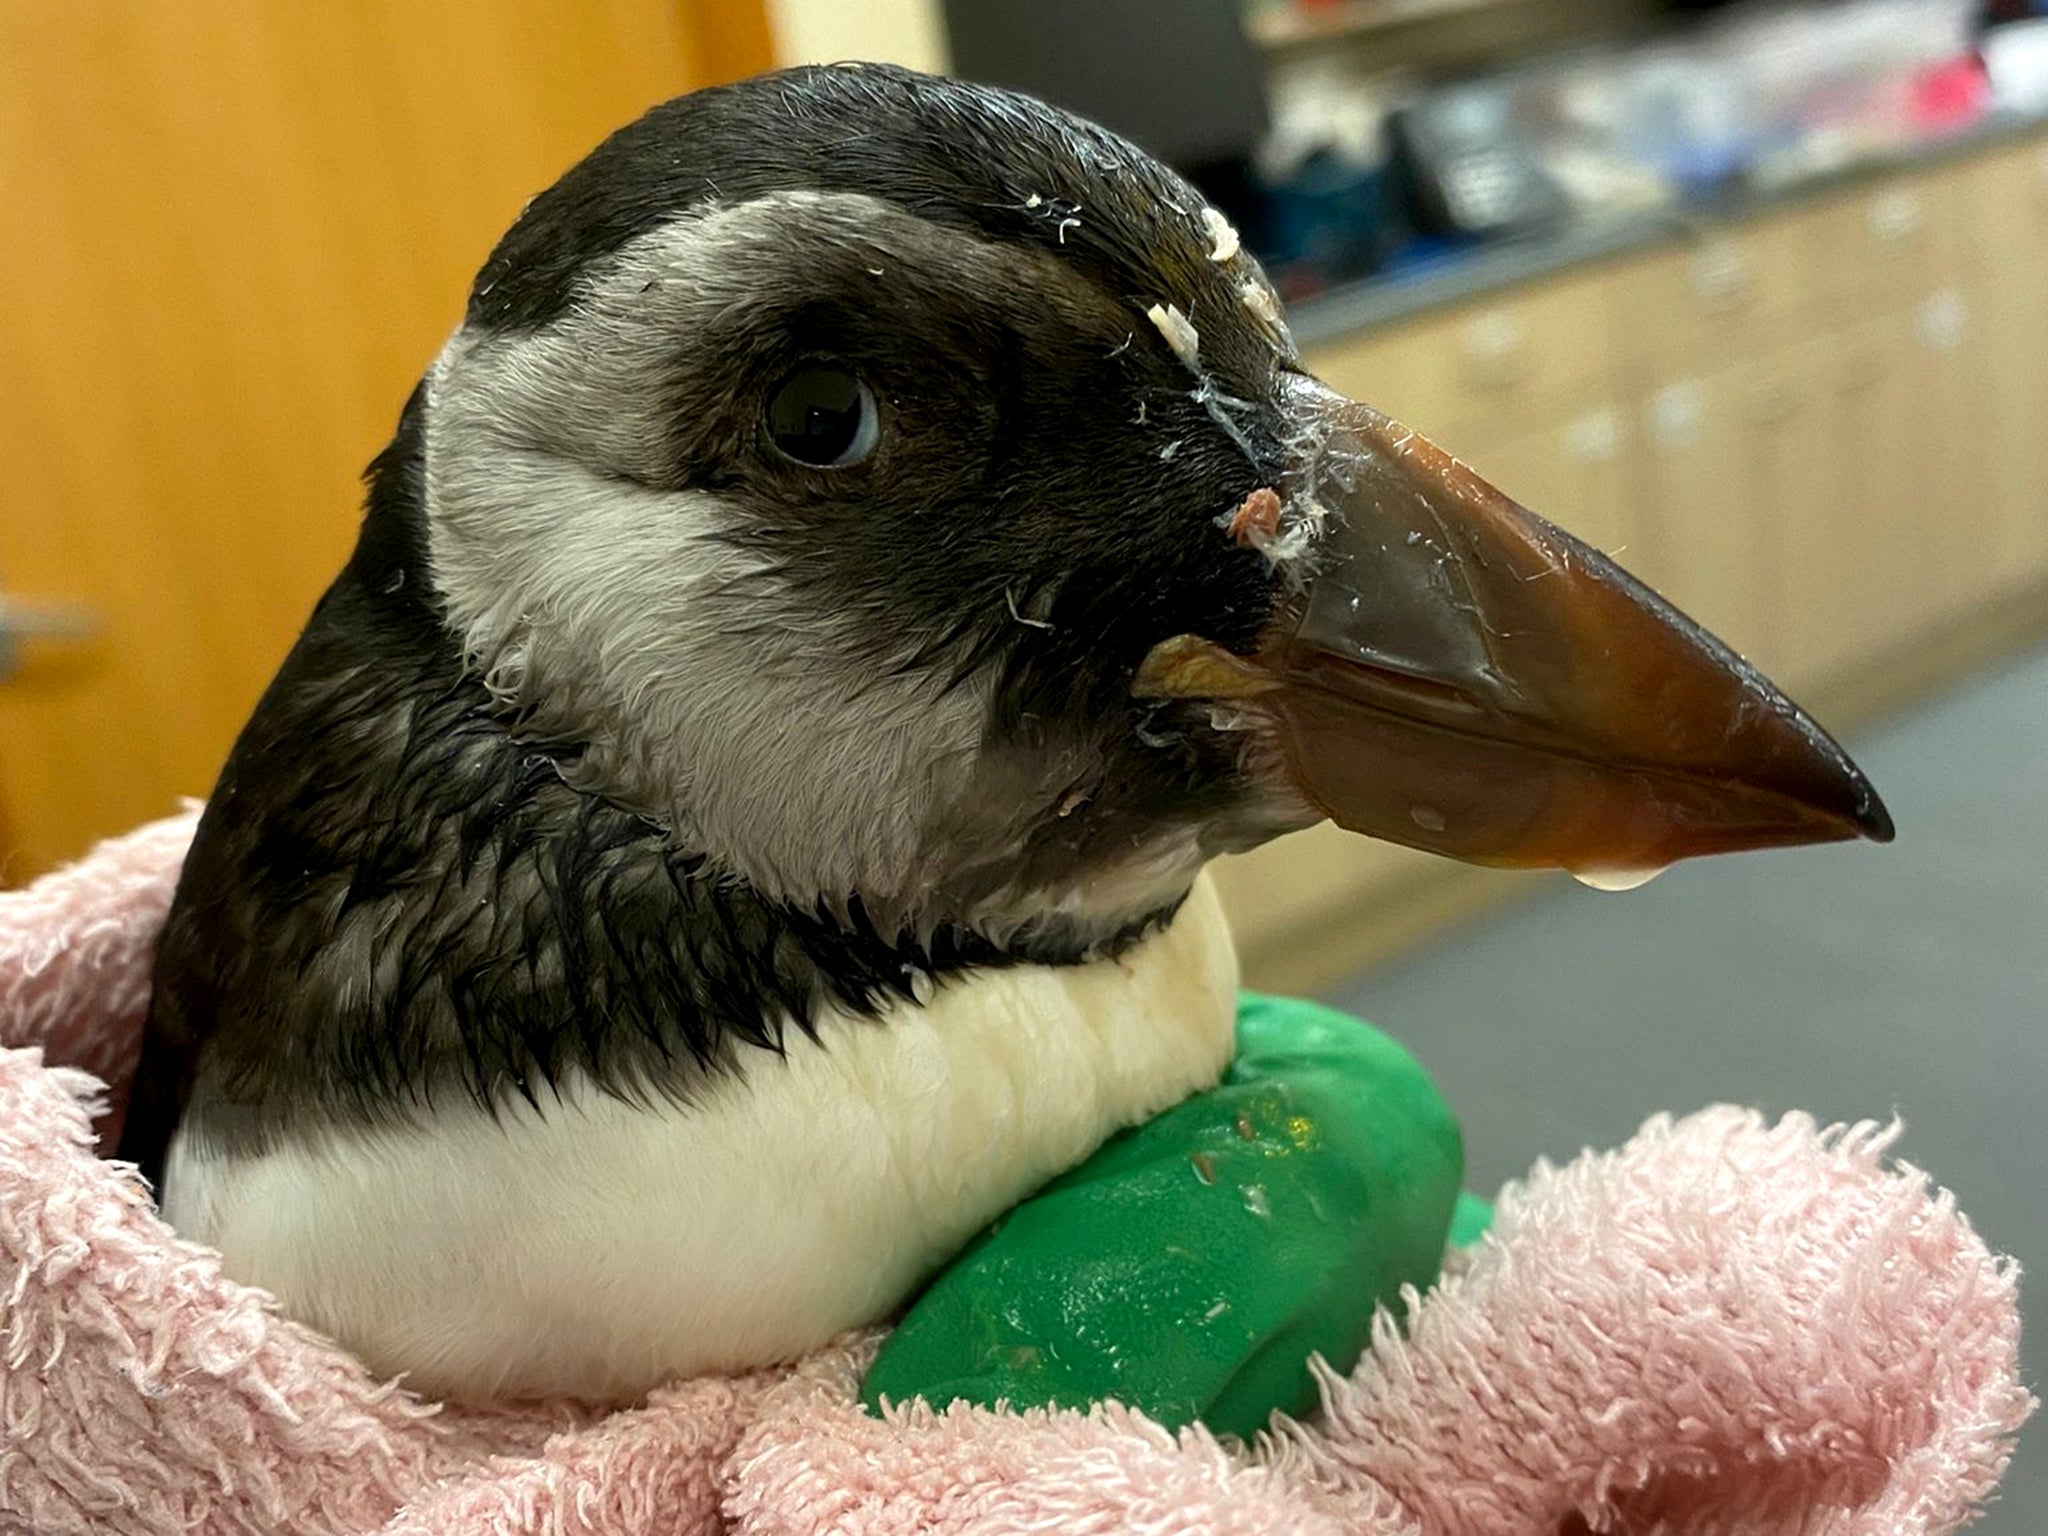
[1138,378,1893,884]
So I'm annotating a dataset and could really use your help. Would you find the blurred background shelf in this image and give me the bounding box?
[1246,0,1519,48]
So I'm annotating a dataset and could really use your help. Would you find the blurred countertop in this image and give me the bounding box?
[1285,107,2048,348]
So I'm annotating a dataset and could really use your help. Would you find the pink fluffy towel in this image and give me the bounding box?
[1,812,2032,1536]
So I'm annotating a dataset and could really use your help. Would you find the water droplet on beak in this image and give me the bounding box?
[1570,865,1669,893]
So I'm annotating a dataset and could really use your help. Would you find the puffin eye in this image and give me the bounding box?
[764,365,880,468]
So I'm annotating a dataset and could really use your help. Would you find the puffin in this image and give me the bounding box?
[118,63,1891,1403]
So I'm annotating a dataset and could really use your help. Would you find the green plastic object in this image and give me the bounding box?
[1450,1190,1495,1249]
[860,992,1465,1438]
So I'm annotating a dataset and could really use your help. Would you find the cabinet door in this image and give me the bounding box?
[1616,207,1827,381]
[1636,349,1824,680]
[1801,171,1963,318]
[1784,309,1946,683]
[1914,287,1998,621]
[1462,403,1637,562]
[1961,137,2048,588]
[1304,269,1620,448]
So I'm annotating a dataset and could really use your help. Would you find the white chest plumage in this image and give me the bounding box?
[161,876,1239,1401]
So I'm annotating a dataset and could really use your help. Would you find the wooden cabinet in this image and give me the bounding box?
[1310,267,1620,444]
[1914,285,1999,625]
[1778,308,1939,682]
[1961,140,2048,590]
[1801,171,1968,319]
[1462,402,1637,558]
[1627,168,2011,690]
[1615,207,1827,378]
[1635,346,1823,678]
[1767,281,1997,686]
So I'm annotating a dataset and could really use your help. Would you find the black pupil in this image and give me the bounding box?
[767,367,865,465]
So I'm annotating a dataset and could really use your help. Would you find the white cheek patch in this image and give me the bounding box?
[420,194,997,909]
[423,422,988,909]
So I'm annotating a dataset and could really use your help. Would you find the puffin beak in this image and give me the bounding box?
[1139,378,1893,884]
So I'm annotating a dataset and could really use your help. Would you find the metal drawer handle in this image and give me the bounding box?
[1689,243,1751,312]
[0,595,102,682]
[1460,310,1530,389]
[1566,409,1625,464]
[1649,382,1706,449]
[1916,288,1970,353]
[1743,378,1804,425]
[1869,189,1923,247]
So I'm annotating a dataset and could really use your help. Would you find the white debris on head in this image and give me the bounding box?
[1143,290,1278,475]
[1200,207,1241,264]
[1238,279,1283,332]
[1190,378,1260,464]
[1145,302,1200,370]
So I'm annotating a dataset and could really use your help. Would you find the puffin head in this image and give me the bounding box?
[414,63,1889,950]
